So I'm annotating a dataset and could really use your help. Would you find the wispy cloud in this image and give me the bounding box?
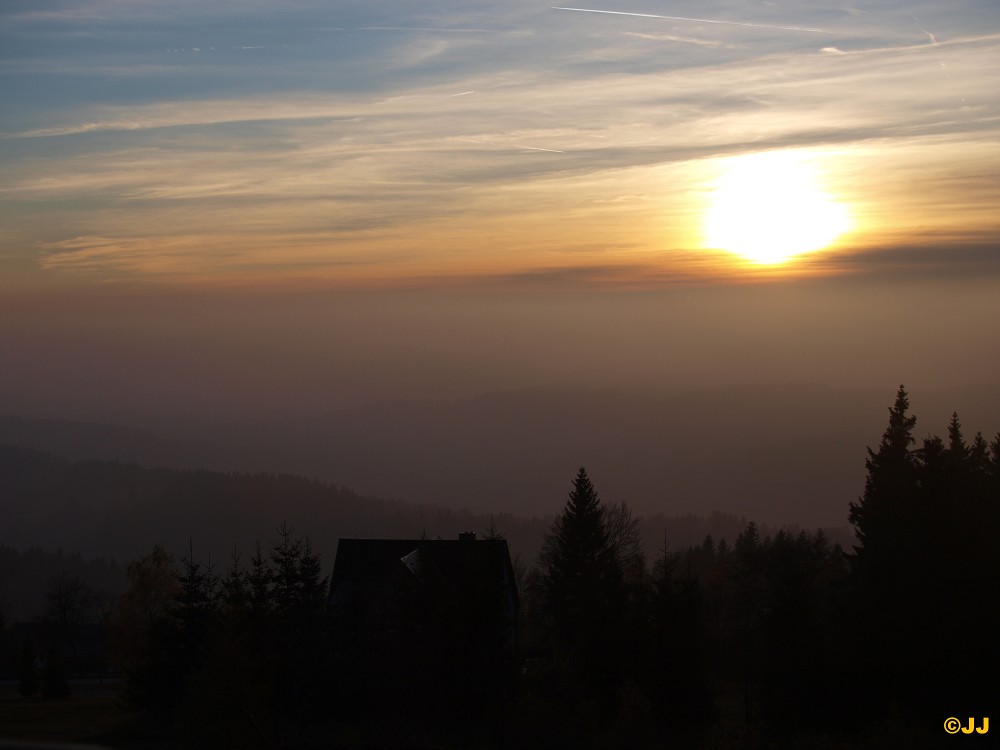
[620,31,729,48]
[550,7,834,34]
[2,2,998,286]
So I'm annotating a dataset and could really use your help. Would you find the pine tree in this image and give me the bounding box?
[844,389,998,714]
[728,522,767,723]
[541,467,614,632]
[248,541,271,615]
[539,468,625,714]
[18,633,39,699]
[295,537,327,618]
[220,545,249,613]
[848,385,917,568]
[174,544,217,683]
[483,515,505,541]
[42,637,70,699]
[644,540,711,727]
[108,544,180,711]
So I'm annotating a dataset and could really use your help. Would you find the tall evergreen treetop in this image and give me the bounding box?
[545,468,608,579]
[948,412,964,447]
[969,432,989,474]
[874,385,917,459]
[540,468,617,630]
[849,385,917,550]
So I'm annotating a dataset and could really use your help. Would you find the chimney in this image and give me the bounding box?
[459,532,476,542]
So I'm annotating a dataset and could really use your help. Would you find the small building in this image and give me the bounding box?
[327,534,518,711]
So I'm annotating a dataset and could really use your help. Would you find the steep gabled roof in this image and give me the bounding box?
[328,538,517,611]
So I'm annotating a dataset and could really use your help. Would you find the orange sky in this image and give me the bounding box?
[1,2,998,417]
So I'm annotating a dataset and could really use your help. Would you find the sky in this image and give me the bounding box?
[1,1,999,419]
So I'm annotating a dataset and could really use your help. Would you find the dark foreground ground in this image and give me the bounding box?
[0,680,961,750]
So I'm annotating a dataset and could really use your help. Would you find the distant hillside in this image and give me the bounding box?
[0,445,547,569]
[0,545,125,622]
[6,384,998,529]
[0,414,208,469]
[0,446,852,593]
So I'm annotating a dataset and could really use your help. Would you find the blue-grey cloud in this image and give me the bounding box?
[1,1,998,284]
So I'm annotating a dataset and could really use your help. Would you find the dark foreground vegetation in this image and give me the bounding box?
[1,387,997,749]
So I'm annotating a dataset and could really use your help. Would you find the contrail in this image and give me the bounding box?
[551,7,833,34]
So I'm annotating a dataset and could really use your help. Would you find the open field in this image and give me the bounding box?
[0,681,133,746]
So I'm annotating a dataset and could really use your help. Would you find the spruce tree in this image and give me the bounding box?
[174,545,216,684]
[845,387,920,713]
[541,467,613,633]
[539,468,624,714]
[248,541,271,615]
[41,638,70,699]
[18,633,39,699]
[844,389,998,714]
[848,385,917,568]
[220,546,249,613]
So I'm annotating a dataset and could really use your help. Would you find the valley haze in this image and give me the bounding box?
[1,0,998,556]
[4,382,999,535]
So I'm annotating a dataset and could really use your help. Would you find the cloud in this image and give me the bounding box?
[549,6,834,35]
[806,240,1000,280]
[2,3,998,286]
[620,31,729,48]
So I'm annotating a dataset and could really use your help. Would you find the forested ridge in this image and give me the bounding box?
[1,444,833,621]
[1,386,997,748]
[8,383,997,527]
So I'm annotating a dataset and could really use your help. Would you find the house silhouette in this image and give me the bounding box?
[328,534,518,712]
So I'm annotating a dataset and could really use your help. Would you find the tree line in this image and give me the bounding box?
[511,387,998,746]
[3,385,996,748]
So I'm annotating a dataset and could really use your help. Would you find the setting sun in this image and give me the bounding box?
[703,151,851,265]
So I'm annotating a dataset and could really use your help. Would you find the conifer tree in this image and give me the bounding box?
[109,544,180,711]
[42,637,70,699]
[947,412,968,459]
[848,385,917,569]
[174,544,217,682]
[728,522,767,722]
[541,467,614,633]
[539,468,626,714]
[18,633,39,699]
[248,541,270,615]
[645,540,711,727]
[220,546,249,613]
[845,389,997,714]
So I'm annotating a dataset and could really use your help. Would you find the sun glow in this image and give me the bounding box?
[703,151,851,265]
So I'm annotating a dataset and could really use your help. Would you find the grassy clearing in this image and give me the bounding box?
[0,682,130,744]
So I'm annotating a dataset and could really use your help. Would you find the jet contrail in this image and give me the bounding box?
[551,7,833,34]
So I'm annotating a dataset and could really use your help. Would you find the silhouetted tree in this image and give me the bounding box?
[989,433,1000,491]
[266,523,330,739]
[539,468,627,717]
[172,543,217,693]
[758,529,845,730]
[18,632,39,699]
[42,637,70,699]
[849,385,918,568]
[220,545,250,613]
[45,571,100,676]
[270,524,327,620]
[848,389,998,718]
[845,387,923,710]
[248,540,270,615]
[541,468,614,629]
[723,522,768,723]
[642,540,712,731]
[108,544,180,710]
[483,515,505,540]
